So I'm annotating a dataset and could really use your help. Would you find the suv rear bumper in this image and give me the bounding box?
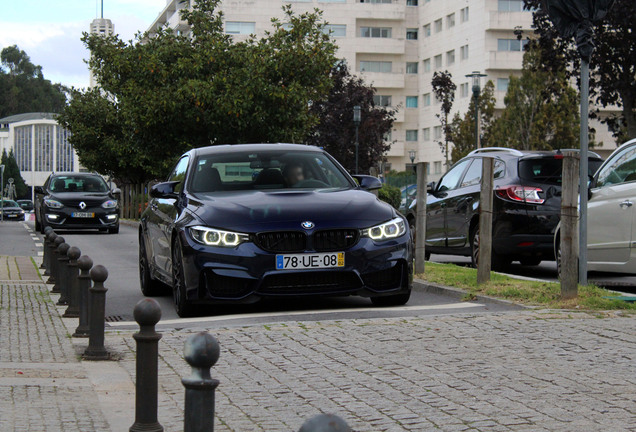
[493,233,555,260]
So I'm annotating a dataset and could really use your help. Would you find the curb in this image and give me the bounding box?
[412,278,530,310]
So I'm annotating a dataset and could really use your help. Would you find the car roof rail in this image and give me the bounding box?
[468,147,524,157]
[555,148,602,159]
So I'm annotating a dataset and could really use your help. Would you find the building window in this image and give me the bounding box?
[460,44,469,60]
[360,27,392,38]
[434,126,442,140]
[56,126,74,172]
[434,19,442,33]
[406,0,418,5]
[14,125,32,172]
[461,7,469,22]
[446,49,455,66]
[323,24,346,37]
[434,161,442,174]
[406,28,418,40]
[361,0,391,3]
[406,130,418,141]
[34,124,54,172]
[360,61,392,73]
[498,38,529,51]
[373,95,392,106]
[423,24,431,37]
[497,78,510,92]
[406,96,418,108]
[422,58,431,72]
[422,128,430,141]
[446,13,455,28]
[460,82,469,97]
[498,0,524,12]
[225,21,255,35]
[406,62,418,74]
[422,93,431,106]
[384,130,392,141]
[433,54,442,69]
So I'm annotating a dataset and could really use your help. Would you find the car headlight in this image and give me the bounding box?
[44,199,63,209]
[363,217,406,241]
[189,226,249,247]
[101,200,118,209]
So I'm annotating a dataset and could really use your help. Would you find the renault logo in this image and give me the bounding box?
[301,221,314,230]
[79,202,87,210]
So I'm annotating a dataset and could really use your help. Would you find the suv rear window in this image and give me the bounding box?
[518,157,603,185]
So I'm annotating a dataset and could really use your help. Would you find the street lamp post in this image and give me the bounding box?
[353,105,361,174]
[408,150,416,173]
[465,71,487,150]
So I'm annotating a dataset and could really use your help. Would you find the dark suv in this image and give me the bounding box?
[407,148,603,269]
[34,172,120,234]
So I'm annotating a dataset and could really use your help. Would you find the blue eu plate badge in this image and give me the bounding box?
[276,255,284,269]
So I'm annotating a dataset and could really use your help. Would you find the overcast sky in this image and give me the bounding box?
[0,0,167,89]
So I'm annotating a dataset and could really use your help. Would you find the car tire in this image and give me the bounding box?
[172,238,194,317]
[470,226,510,272]
[139,233,163,297]
[108,225,119,234]
[39,214,47,234]
[371,290,411,307]
[35,216,41,232]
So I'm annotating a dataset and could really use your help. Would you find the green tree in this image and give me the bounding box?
[1,149,28,199]
[0,45,67,118]
[306,62,396,174]
[448,81,496,163]
[59,0,337,182]
[489,43,580,150]
[524,0,636,143]
[431,71,456,170]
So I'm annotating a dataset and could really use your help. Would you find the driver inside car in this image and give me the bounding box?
[283,163,305,187]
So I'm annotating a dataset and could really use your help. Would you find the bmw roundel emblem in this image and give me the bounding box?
[301,221,314,230]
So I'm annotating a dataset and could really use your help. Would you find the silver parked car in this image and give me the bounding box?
[555,138,636,274]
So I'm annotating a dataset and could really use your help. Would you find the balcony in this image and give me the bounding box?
[486,50,525,71]
[358,72,405,88]
[355,2,405,21]
[355,38,405,55]
[487,11,533,31]
[386,140,405,157]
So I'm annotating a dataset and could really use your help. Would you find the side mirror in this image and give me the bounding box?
[352,175,382,191]
[34,186,44,195]
[426,182,436,193]
[150,181,180,199]
[588,175,596,201]
[111,187,121,196]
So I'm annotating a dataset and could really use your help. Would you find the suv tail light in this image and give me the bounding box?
[495,186,545,204]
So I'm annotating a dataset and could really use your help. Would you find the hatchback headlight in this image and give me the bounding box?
[44,199,63,209]
[363,217,406,241]
[189,226,249,247]
[101,200,118,209]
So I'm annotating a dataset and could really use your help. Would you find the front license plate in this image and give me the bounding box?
[71,212,95,218]
[276,252,344,270]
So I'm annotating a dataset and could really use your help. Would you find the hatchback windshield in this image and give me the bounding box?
[1,200,19,207]
[49,175,109,192]
[190,150,353,192]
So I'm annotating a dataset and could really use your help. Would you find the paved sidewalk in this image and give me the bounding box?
[1,255,635,431]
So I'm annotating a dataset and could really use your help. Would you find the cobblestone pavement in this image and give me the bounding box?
[105,310,636,432]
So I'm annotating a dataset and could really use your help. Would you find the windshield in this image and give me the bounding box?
[518,157,603,185]
[190,150,354,193]
[49,175,109,193]
[1,200,19,207]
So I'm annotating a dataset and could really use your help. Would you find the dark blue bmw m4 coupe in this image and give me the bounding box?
[139,144,413,316]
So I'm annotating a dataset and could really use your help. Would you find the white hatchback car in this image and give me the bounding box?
[556,138,636,274]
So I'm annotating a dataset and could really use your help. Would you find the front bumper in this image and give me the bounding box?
[178,231,413,304]
[44,206,119,230]
[1,212,25,221]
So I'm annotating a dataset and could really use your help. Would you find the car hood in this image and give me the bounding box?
[188,189,395,231]
[48,192,112,206]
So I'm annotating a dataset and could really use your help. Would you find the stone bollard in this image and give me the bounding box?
[41,227,53,273]
[56,242,70,305]
[299,414,352,432]
[48,234,62,288]
[63,246,81,318]
[130,298,163,432]
[73,255,93,338]
[182,332,220,432]
[83,265,109,361]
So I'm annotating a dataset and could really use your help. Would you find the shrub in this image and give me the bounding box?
[378,184,401,209]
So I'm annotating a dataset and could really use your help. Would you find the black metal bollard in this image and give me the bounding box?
[130,298,164,432]
[83,265,109,360]
[41,227,53,273]
[56,242,70,305]
[299,414,352,432]
[182,332,220,432]
[73,255,93,338]
[48,234,62,288]
[63,246,81,318]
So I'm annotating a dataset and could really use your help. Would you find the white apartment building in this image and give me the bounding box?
[149,0,617,179]
[89,18,115,88]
